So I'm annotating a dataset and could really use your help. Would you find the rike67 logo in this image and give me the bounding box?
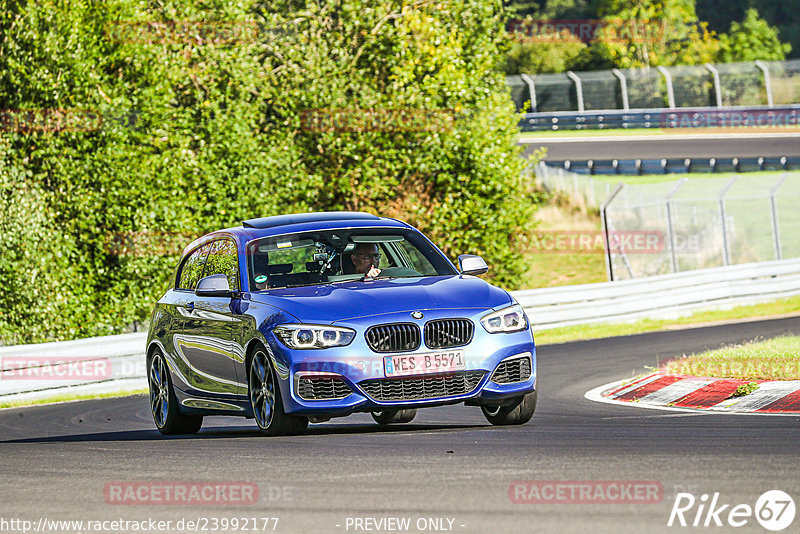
[668,490,795,531]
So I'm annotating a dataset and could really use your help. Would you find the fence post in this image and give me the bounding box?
[704,63,723,107]
[657,66,676,109]
[754,60,774,108]
[770,173,788,260]
[520,73,538,112]
[611,69,629,110]
[566,71,585,112]
[601,183,625,281]
[538,162,548,188]
[719,176,738,266]
[573,171,579,199]
[664,178,688,273]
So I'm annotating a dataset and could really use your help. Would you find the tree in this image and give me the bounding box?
[0,0,540,343]
[717,8,791,62]
[585,0,720,68]
[502,28,587,74]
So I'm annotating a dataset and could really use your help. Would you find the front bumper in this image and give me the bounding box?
[266,309,537,416]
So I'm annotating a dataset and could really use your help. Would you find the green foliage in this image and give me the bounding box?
[588,0,720,68]
[505,0,795,69]
[696,0,800,59]
[732,381,759,397]
[0,0,539,344]
[505,0,597,19]
[717,8,791,62]
[502,30,587,74]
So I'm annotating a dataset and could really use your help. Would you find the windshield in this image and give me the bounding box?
[246,229,456,290]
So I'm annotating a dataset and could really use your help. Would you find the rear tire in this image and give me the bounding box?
[248,347,308,436]
[371,409,417,425]
[481,390,537,426]
[148,350,203,435]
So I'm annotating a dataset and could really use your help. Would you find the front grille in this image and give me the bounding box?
[359,370,486,401]
[365,323,421,353]
[297,376,352,400]
[490,355,532,384]
[424,319,474,349]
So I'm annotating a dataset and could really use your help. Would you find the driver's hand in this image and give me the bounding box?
[366,266,381,278]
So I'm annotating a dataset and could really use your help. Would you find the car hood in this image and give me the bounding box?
[248,275,512,323]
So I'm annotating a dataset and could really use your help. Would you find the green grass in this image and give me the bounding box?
[0,389,148,409]
[535,294,800,345]
[523,253,607,288]
[663,336,800,380]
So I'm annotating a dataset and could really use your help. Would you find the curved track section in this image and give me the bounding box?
[1,317,799,533]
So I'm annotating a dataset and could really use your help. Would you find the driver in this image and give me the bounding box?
[350,243,382,278]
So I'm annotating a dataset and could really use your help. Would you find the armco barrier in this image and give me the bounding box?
[2,258,799,402]
[518,105,800,132]
[0,332,147,404]
[515,258,800,329]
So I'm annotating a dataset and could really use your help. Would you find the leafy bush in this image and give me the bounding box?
[717,8,791,63]
[0,0,539,344]
[502,30,588,74]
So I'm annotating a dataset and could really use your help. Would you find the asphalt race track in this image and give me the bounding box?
[521,133,800,161]
[1,317,799,534]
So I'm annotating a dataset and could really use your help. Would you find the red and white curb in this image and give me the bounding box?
[585,372,800,415]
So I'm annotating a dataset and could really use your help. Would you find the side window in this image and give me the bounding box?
[395,240,436,274]
[201,239,240,291]
[177,243,212,291]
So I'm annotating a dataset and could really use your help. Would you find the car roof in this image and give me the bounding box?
[243,211,381,229]
[180,212,413,257]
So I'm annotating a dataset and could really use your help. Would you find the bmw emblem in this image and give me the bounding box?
[411,311,424,319]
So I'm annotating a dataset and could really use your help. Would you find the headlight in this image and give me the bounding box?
[480,304,528,333]
[274,324,356,349]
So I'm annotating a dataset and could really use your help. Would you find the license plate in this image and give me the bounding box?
[384,350,465,378]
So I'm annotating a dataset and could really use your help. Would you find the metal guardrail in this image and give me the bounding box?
[516,258,800,330]
[2,259,800,402]
[518,105,800,132]
[0,333,147,404]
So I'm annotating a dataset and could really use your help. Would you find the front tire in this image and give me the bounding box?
[371,409,417,425]
[148,350,203,435]
[248,348,308,436]
[481,390,537,426]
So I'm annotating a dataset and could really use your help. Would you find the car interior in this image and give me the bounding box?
[249,232,430,290]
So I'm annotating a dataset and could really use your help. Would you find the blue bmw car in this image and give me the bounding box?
[146,212,537,435]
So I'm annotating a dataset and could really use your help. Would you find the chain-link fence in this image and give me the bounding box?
[509,60,800,112]
[535,163,800,280]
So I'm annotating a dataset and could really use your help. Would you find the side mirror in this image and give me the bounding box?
[195,274,233,297]
[458,254,488,276]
